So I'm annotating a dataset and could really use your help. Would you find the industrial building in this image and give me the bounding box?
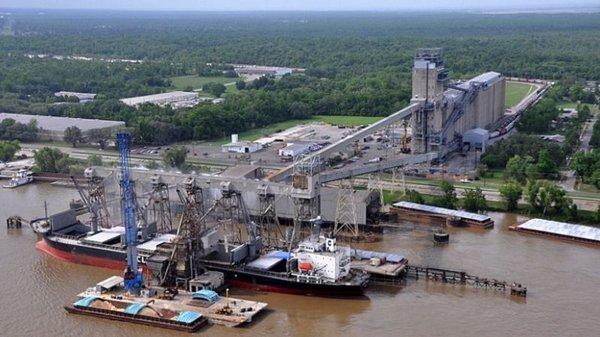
[410,49,506,157]
[0,113,124,141]
[232,64,294,77]
[120,91,198,107]
[96,48,514,234]
[221,134,262,153]
[54,91,97,103]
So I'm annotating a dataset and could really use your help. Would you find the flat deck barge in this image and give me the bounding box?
[66,276,268,330]
[65,304,208,333]
[510,218,600,246]
[390,201,494,228]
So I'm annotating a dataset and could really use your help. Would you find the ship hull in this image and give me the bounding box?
[203,263,367,296]
[37,236,128,270]
[38,235,367,296]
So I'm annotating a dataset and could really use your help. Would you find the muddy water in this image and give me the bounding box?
[1,183,599,337]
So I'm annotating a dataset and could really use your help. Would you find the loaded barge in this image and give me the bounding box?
[65,275,267,331]
[390,201,494,228]
[510,218,600,246]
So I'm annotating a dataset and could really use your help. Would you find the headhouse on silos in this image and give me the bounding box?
[409,48,506,157]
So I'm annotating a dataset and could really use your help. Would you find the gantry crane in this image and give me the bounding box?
[117,132,143,295]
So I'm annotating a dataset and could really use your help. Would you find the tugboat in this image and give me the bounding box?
[3,169,33,189]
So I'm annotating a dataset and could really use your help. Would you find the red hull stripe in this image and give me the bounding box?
[36,240,126,270]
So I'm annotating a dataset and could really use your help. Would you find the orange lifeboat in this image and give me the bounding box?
[298,262,313,272]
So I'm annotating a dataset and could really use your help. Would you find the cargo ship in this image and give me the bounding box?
[32,208,369,296]
[191,233,370,296]
[32,207,175,270]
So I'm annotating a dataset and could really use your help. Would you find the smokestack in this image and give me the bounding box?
[231,134,238,143]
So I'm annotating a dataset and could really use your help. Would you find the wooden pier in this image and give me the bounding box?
[369,264,527,297]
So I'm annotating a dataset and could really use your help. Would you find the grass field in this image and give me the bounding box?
[556,102,599,112]
[169,75,237,91]
[505,82,537,107]
[206,115,384,144]
[312,115,383,126]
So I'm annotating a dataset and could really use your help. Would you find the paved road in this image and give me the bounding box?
[559,109,598,191]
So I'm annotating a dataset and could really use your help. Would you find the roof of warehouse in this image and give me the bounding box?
[517,218,600,242]
[0,113,124,132]
[120,91,196,103]
[393,201,491,222]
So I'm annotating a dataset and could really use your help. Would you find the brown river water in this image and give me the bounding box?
[1,183,599,337]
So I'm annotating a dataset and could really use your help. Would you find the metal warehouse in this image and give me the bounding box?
[0,113,125,141]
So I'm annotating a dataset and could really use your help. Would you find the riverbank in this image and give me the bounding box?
[383,189,600,227]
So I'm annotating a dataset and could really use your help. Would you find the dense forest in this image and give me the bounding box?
[1,10,599,144]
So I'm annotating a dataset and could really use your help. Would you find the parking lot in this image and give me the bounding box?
[128,121,418,175]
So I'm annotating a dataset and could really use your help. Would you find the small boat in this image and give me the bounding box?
[3,169,33,189]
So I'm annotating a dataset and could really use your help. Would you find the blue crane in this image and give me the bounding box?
[117,132,143,294]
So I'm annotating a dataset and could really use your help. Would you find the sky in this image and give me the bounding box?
[1,0,598,11]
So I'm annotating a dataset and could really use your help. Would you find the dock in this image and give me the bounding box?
[368,264,527,298]
[405,264,527,297]
[390,201,494,228]
[349,249,408,280]
[510,218,600,246]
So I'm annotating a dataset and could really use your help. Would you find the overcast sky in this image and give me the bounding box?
[1,1,597,11]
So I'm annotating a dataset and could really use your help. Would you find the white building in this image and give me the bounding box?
[221,134,262,153]
[120,91,198,107]
[233,65,293,77]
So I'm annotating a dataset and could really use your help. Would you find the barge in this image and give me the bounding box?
[509,218,600,246]
[390,201,494,228]
[65,275,267,331]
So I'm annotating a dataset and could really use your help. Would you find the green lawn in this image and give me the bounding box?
[505,81,536,107]
[207,119,313,144]
[312,115,383,126]
[556,102,598,111]
[169,75,237,90]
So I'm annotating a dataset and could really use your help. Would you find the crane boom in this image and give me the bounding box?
[117,132,143,294]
